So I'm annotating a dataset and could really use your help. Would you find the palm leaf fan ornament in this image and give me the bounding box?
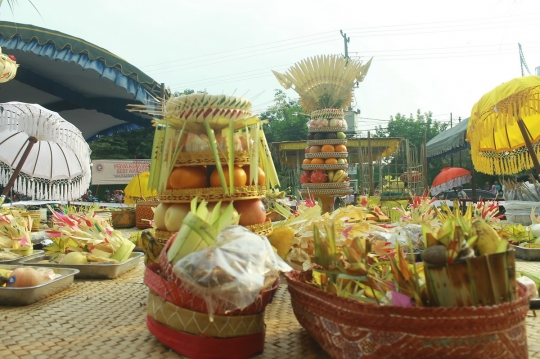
[272,55,372,112]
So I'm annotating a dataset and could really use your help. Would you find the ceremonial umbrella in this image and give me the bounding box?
[430,167,472,196]
[123,171,157,205]
[0,102,91,204]
[466,75,540,175]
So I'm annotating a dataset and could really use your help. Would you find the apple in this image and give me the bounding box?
[336,132,346,139]
[337,158,346,164]
[164,204,191,232]
[305,147,310,153]
[234,199,267,226]
[153,203,171,230]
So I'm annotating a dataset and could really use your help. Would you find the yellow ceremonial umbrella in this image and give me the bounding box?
[123,171,158,205]
[466,75,540,175]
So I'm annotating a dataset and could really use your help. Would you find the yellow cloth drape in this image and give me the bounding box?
[467,75,540,175]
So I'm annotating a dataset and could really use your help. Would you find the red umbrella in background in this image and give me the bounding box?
[430,167,472,196]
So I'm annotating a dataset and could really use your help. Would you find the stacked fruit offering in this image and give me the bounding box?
[299,111,352,196]
[150,93,278,241]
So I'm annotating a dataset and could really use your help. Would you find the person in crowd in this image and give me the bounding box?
[491,180,502,195]
[483,182,491,191]
[104,188,111,202]
[115,190,124,203]
[457,185,468,199]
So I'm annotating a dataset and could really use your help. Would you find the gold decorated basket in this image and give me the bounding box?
[159,185,266,203]
[175,150,251,166]
[246,220,273,237]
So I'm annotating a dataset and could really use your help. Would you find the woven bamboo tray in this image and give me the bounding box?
[302,164,348,171]
[305,152,348,159]
[300,188,353,195]
[308,126,347,132]
[2,260,540,358]
[301,182,350,189]
[306,139,347,146]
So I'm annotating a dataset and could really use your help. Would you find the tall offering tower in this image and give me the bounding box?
[273,55,372,212]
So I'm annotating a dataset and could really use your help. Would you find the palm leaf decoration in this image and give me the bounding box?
[272,55,372,112]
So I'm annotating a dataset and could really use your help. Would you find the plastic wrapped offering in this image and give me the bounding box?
[172,225,291,313]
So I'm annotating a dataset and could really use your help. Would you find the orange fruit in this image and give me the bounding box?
[311,158,325,165]
[243,165,266,185]
[210,165,247,187]
[324,158,338,164]
[335,144,347,152]
[168,166,207,189]
[303,159,312,165]
[309,146,321,153]
[321,144,335,152]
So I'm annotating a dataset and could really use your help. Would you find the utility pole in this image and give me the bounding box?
[340,30,350,59]
[450,113,453,167]
[458,116,462,168]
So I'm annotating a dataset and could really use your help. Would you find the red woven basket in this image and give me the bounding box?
[285,270,529,359]
[146,316,265,359]
[144,263,279,315]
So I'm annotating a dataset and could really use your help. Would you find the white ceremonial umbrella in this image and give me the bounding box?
[0,102,91,203]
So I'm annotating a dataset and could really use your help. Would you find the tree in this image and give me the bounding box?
[374,110,448,184]
[89,128,155,160]
[260,90,308,194]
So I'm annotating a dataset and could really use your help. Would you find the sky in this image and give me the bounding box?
[4,0,540,134]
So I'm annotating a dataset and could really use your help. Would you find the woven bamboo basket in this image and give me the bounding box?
[27,210,41,231]
[136,201,159,229]
[285,270,529,359]
[146,246,278,359]
[111,208,136,228]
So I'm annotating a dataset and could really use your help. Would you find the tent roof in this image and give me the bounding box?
[426,118,469,158]
[0,21,165,140]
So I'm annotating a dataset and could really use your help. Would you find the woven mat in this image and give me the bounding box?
[2,261,540,358]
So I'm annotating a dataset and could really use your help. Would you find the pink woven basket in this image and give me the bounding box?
[285,270,529,359]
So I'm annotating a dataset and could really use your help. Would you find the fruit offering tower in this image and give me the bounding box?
[137,93,279,243]
[273,55,372,212]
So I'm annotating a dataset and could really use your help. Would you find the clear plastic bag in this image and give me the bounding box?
[184,133,210,152]
[172,225,292,314]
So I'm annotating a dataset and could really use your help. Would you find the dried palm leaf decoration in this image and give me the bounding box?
[272,55,372,112]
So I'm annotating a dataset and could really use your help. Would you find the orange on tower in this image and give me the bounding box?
[334,144,347,152]
[210,165,247,187]
[321,144,335,152]
[168,166,207,189]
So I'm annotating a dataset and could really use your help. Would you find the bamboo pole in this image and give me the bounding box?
[0,137,38,205]
[517,118,540,174]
